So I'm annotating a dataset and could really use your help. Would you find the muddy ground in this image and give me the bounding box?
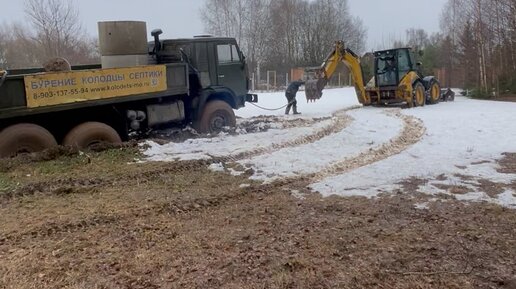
[0,148,515,289]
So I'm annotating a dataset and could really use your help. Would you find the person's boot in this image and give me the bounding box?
[293,106,301,115]
[285,105,291,115]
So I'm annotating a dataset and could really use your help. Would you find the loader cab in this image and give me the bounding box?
[149,36,249,99]
[374,48,415,87]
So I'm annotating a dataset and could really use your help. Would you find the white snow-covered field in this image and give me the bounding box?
[236,87,360,118]
[143,87,516,208]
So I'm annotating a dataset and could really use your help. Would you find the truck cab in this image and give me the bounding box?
[149,35,255,129]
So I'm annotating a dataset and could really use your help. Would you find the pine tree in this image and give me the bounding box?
[458,21,478,89]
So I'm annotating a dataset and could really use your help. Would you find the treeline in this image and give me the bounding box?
[203,0,515,95]
[441,0,515,96]
[201,0,366,80]
[393,0,515,96]
[0,0,98,69]
[388,29,455,85]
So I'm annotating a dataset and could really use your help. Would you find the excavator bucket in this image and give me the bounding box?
[305,77,328,102]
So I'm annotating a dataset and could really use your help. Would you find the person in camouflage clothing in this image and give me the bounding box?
[285,80,305,115]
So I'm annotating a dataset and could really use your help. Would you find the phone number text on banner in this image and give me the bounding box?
[24,65,167,108]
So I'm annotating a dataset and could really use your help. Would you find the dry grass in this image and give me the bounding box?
[0,149,515,288]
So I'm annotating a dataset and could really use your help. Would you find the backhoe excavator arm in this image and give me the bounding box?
[305,41,370,105]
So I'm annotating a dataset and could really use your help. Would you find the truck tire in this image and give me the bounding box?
[413,82,426,107]
[63,122,122,149]
[427,81,441,104]
[196,100,236,134]
[0,123,57,158]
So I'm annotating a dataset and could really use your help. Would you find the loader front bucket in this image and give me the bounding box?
[305,78,328,102]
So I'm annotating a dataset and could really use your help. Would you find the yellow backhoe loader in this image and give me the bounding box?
[305,41,442,107]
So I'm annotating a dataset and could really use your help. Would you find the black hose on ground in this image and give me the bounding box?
[248,99,297,111]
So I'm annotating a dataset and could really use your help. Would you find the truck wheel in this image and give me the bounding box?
[0,123,57,158]
[196,100,236,134]
[413,83,426,107]
[63,122,122,149]
[427,81,441,104]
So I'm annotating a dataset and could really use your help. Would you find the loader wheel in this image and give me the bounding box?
[413,83,426,107]
[427,81,441,104]
[196,100,236,134]
[0,123,57,158]
[63,122,122,150]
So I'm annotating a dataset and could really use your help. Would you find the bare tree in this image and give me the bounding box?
[0,0,99,69]
[438,0,515,94]
[201,0,367,80]
[406,28,429,49]
[0,22,42,69]
[23,0,98,65]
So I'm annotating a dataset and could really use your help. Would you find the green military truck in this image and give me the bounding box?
[0,21,257,157]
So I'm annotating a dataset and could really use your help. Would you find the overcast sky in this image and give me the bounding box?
[348,0,448,50]
[0,0,447,50]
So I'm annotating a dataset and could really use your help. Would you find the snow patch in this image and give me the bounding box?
[139,86,516,209]
[414,202,429,210]
[228,167,244,176]
[237,87,360,118]
[142,88,359,162]
[209,163,225,172]
[241,108,403,182]
[313,97,516,208]
[290,190,306,200]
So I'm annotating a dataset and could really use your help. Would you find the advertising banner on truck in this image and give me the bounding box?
[24,65,167,108]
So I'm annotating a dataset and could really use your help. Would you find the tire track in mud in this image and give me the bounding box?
[2,160,212,201]
[0,107,359,243]
[310,110,425,182]
[236,115,332,131]
[3,107,421,203]
[0,106,359,245]
[269,109,426,187]
[0,190,240,246]
[0,214,119,245]
[0,108,359,244]
[213,106,360,163]
[0,108,424,244]
[2,107,358,201]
